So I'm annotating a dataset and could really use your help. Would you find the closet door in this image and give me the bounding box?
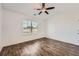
[76,19,79,41]
[73,18,79,44]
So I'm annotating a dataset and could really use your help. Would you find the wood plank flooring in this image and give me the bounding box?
[0,37,79,56]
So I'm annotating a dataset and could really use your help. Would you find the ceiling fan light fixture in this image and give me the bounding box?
[42,9,46,11]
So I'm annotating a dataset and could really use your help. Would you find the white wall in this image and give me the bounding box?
[46,12,79,45]
[2,9,46,46]
[0,4,2,51]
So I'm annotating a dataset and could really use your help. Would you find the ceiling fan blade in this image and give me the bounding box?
[42,3,45,8]
[46,7,55,10]
[45,11,49,14]
[37,9,41,10]
[38,11,42,15]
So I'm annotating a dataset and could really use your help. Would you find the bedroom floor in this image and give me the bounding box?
[0,37,79,56]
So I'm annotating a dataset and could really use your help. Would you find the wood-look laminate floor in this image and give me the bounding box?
[0,37,79,56]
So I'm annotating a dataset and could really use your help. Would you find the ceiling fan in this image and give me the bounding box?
[36,3,55,15]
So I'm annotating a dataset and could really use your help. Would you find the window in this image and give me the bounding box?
[22,20,38,33]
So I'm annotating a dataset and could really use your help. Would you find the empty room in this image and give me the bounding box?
[0,3,79,56]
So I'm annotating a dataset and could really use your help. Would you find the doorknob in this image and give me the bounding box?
[77,33,79,34]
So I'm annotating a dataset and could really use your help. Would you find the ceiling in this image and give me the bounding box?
[2,3,79,19]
